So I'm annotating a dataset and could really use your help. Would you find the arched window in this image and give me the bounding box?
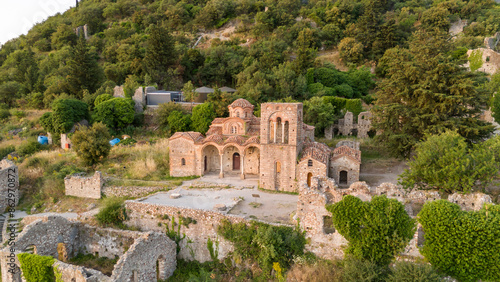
[181,158,186,166]
[236,112,240,117]
[308,160,313,167]
[231,126,237,134]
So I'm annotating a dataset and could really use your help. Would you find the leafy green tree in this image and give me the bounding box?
[372,30,494,157]
[51,24,78,50]
[0,81,24,107]
[338,37,364,64]
[182,81,198,104]
[143,25,176,89]
[418,200,500,282]
[167,110,191,133]
[207,88,234,117]
[400,131,499,193]
[292,28,318,73]
[94,94,113,107]
[303,97,337,136]
[420,7,450,32]
[39,98,90,134]
[71,122,112,166]
[191,103,216,134]
[155,101,186,130]
[93,97,135,129]
[327,195,415,266]
[66,35,103,98]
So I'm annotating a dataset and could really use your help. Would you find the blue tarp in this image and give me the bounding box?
[109,138,120,146]
[38,136,48,145]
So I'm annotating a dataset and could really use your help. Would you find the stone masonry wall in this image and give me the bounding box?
[0,160,19,213]
[124,201,247,262]
[65,171,103,199]
[111,232,176,281]
[1,215,177,282]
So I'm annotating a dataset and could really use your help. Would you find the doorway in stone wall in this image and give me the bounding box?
[204,156,207,172]
[339,170,348,185]
[233,153,240,170]
[307,172,312,187]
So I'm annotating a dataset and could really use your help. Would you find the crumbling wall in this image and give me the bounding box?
[357,111,372,138]
[53,260,111,282]
[61,133,72,150]
[65,172,103,199]
[76,226,139,259]
[448,192,492,211]
[0,160,19,213]
[113,86,125,97]
[484,32,500,49]
[111,232,176,281]
[132,87,145,113]
[124,201,247,262]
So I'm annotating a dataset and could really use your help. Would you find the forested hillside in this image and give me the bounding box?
[1,0,500,151]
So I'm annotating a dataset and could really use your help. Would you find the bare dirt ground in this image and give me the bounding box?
[359,158,408,187]
[139,174,298,225]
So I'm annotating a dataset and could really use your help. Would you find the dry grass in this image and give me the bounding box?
[316,50,349,71]
[286,260,342,282]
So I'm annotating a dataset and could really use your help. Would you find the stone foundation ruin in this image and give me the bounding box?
[0,160,19,212]
[325,111,373,139]
[65,171,103,199]
[0,215,176,282]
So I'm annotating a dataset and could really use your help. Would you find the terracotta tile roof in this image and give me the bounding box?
[331,146,361,163]
[203,134,224,145]
[211,118,226,125]
[300,142,331,164]
[206,126,222,136]
[229,98,254,109]
[243,136,260,146]
[224,135,247,146]
[169,131,204,143]
[247,127,260,136]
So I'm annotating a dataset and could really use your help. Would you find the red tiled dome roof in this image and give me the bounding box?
[229,99,254,109]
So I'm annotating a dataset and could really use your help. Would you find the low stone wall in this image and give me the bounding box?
[103,186,168,198]
[124,201,247,262]
[54,260,111,282]
[65,172,103,199]
[0,160,19,213]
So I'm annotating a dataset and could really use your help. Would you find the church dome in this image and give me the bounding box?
[229,99,254,109]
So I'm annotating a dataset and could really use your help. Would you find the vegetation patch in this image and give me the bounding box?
[17,253,55,282]
[68,253,118,276]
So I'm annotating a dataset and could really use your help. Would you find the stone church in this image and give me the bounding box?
[169,99,361,192]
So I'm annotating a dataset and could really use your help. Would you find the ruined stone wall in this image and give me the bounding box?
[64,171,103,199]
[111,232,176,281]
[124,201,247,262]
[61,133,72,150]
[169,138,197,177]
[357,112,372,138]
[1,215,177,282]
[113,86,125,97]
[297,158,328,187]
[329,155,359,186]
[0,160,19,213]
[53,260,111,282]
[132,87,145,113]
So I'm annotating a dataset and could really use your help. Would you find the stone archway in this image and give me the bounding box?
[222,145,240,174]
[202,145,220,175]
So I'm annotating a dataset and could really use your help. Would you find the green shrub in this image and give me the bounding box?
[71,122,112,166]
[0,145,15,160]
[469,49,483,72]
[418,200,500,282]
[95,197,127,227]
[17,139,44,157]
[387,261,441,282]
[217,219,306,275]
[0,109,11,120]
[327,195,415,266]
[342,256,384,282]
[17,253,55,282]
[11,109,26,118]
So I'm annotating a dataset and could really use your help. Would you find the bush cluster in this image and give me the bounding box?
[217,219,306,275]
[419,200,500,282]
[95,197,127,227]
[17,253,55,282]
